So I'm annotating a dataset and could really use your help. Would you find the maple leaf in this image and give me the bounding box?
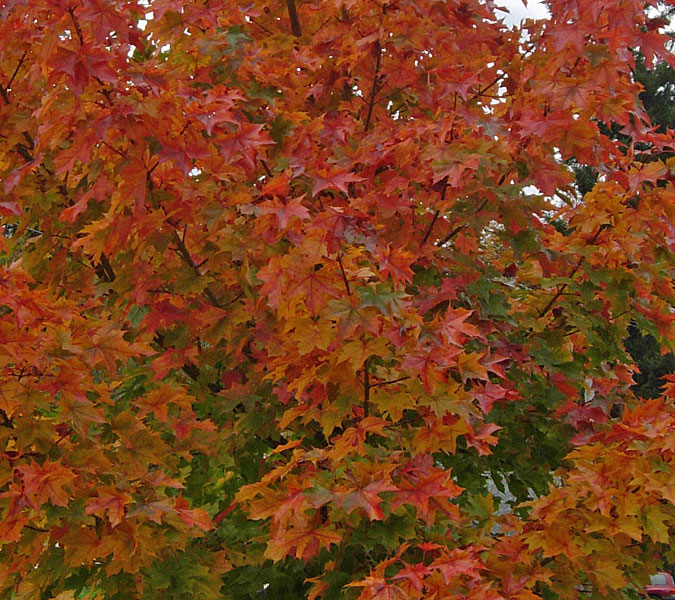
[439,308,481,346]
[220,123,275,169]
[430,547,484,585]
[85,488,132,528]
[374,244,415,286]
[391,461,463,520]
[465,423,501,456]
[254,195,311,241]
[346,577,408,600]
[330,417,389,459]
[18,460,76,508]
[338,478,397,520]
[311,169,364,197]
[87,323,154,373]
[456,351,490,382]
[265,526,342,562]
[0,514,26,542]
[413,414,470,454]
[135,385,193,423]
[60,176,115,223]
[391,562,431,592]
[473,382,513,414]
[174,495,213,532]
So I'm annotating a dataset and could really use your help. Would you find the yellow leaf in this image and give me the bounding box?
[590,558,626,592]
[644,505,670,544]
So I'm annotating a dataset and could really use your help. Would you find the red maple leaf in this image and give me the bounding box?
[173,494,213,532]
[339,479,397,520]
[18,460,76,508]
[220,122,275,169]
[311,169,364,197]
[85,488,132,528]
[391,464,463,519]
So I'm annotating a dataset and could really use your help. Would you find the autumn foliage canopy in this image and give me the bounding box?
[0,0,674,598]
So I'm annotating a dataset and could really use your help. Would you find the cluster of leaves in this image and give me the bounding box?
[0,0,674,599]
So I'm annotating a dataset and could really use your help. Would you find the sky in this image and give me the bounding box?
[496,0,550,27]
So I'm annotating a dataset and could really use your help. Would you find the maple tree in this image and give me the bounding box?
[0,0,674,598]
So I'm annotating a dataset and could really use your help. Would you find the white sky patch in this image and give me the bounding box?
[496,0,550,27]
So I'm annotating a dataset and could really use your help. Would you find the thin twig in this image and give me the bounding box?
[422,211,440,245]
[67,7,85,45]
[170,228,221,307]
[99,253,116,282]
[7,51,27,92]
[363,358,372,417]
[422,177,448,245]
[260,159,273,178]
[100,141,127,159]
[0,51,27,105]
[370,375,410,389]
[15,144,33,162]
[537,225,608,318]
[250,18,274,35]
[472,73,506,99]
[364,41,383,132]
[337,253,351,297]
[436,198,488,247]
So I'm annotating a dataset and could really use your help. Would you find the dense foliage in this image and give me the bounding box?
[0,0,674,599]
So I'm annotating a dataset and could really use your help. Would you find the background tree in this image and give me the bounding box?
[0,1,674,599]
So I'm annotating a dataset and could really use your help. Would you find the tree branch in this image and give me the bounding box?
[99,253,116,282]
[154,332,223,393]
[370,375,410,389]
[537,225,608,318]
[287,0,302,37]
[169,227,222,307]
[0,51,27,105]
[472,73,506,99]
[436,198,488,247]
[363,358,372,417]
[422,178,448,245]
[67,7,85,45]
[260,159,273,178]
[337,253,351,297]
[0,409,13,429]
[364,41,383,132]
